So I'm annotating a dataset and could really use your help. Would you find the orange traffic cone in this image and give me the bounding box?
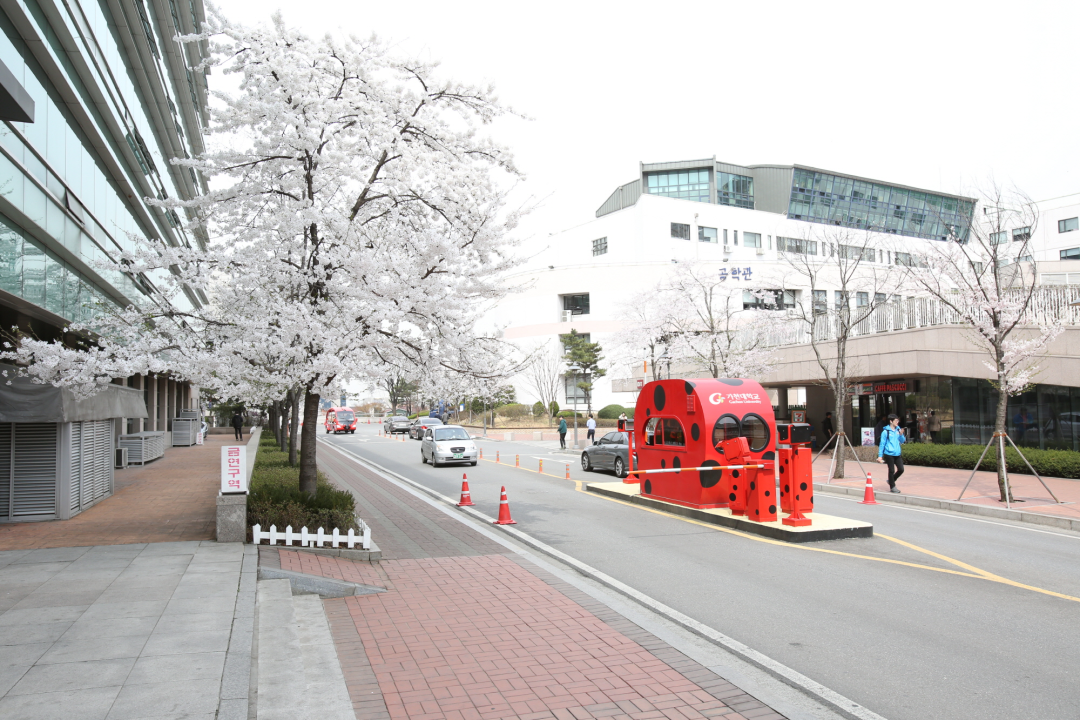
[493,486,517,525]
[859,472,879,505]
[457,475,475,507]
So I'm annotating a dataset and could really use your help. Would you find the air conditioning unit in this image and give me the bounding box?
[722,243,733,253]
[114,447,129,469]
[562,310,573,322]
[756,247,766,255]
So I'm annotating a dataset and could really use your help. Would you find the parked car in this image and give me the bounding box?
[408,416,443,439]
[383,415,411,434]
[580,431,635,478]
[420,425,477,467]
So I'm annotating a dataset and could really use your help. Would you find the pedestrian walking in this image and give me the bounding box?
[558,417,567,449]
[928,410,941,443]
[586,414,596,442]
[231,411,245,441]
[877,413,906,493]
[617,412,627,431]
[821,412,834,444]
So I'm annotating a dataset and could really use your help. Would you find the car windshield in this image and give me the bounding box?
[337,411,354,422]
[422,418,443,425]
[433,428,470,441]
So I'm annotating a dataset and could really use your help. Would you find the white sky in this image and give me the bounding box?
[212,0,1080,244]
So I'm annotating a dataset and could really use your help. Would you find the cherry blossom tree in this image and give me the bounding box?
[2,11,526,496]
[913,186,1060,502]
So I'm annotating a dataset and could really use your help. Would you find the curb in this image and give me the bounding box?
[814,482,1080,532]
[257,566,386,597]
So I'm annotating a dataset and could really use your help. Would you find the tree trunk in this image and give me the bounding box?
[268,405,278,445]
[288,390,300,467]
[995,362,1011,502]
[833,356,847,479]
[299,388,320,497]
[279,397,289,453]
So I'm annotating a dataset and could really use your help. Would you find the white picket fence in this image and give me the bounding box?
[251,521,371,551]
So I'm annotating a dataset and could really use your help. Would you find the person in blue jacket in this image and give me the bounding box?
[876,413,906,493]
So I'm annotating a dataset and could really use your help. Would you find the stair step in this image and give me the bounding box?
[256,579,354,720]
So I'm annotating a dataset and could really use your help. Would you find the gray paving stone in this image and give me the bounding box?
[0,685,120,720]
[0,664,29,695]
[101,577,181,594]
[125,652,225,685]
[13,547,91,564]
[0,563,72,583]
[77,601,167,621]
[0,550,31,568]
[0,621,73,646]
[162,596,236,616]
[60,615,159,641]
[170,584,237,601]
[37,635,147,665]
[83,544,145,555]
[141,628,231,656]
[0,605,88,627]
[12,590,106,610]
[135,542,201,557]
[152,611,233,634]
[216,697,247,720]
[105,677,220,720]
[177,562,241,575]
[0,643,51,668]
[8,658,136,695]
[94,585,177,604]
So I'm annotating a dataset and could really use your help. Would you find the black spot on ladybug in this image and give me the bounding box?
[810,496,814,504]
[731,484,738,491]
[718,378,744,386]
[754,509,759,516]
[765,489,771,497]
[644,480,652,494]
[654,385,666,411]
[779,466,785,475]
[785,458,789,465]
[750,481,756,491]
[646,408,651,416]
[660,458,666,469]
[729,493,737,501]
[795,494,800,501]
[800,482,808,491]
[732,470,740,478]
[784,484,790,493]
[768,505,776,514]
[691,424,700,441]
[684,381,695,394]
[673,457,681,471]
[699,459,721,488]
[762,451,775,460]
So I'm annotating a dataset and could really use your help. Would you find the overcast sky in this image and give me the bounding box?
[213,0,1079,243]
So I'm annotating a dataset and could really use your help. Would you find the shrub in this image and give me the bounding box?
[495,403,528,419]
[548,400,559,417]
[247,436,359,532]
[901,443,1080,479]
[557,410,583,419]
[532,401,546,417]
[598,404,626,420]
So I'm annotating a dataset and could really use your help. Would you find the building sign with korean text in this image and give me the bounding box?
[221,445,247,494]
[717,267,753,281]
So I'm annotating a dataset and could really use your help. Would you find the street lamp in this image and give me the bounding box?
[568,364,581,449]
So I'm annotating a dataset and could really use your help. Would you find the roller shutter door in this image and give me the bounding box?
[0,425,10,519]
[8,424,57,517]
[70,421,113,515]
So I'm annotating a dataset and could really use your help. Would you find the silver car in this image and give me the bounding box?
[580,431,635,478]
[383,415,411,434]
[421,425,477,467]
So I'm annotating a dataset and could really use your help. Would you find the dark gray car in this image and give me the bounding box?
[383,415,411,434]
[580,431,634,478]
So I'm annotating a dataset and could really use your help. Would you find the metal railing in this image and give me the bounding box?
[760,287,1080,348]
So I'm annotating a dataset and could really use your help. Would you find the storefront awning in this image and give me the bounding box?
[0,367,147,422]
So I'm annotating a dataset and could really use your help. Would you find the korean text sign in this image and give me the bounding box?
[221,446,248,494]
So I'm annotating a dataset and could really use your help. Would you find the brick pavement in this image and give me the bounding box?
[813,456,1080,521]
[281,443,787,720]
[0,434,245,551]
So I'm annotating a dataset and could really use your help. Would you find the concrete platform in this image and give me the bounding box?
[586,481,873,543]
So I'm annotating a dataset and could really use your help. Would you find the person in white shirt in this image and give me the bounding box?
[586,414,596,442]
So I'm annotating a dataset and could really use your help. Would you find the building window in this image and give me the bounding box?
[699,226,717,243]
[562,294,590,315]
[1059,217,1079,233]
[646,170,710,203]
[733,230,739,245]
[812,290,827,315]
[1018,255,1033,263]
[894,252,915,267]
[777,236,817,255]
[839,244,874,262]
[671,223,690,240]
[743,232,762,249]
[787,168,974,241]
[856,292,869,308]
[1060,248,1080,260]
[835,290,848,310]
[990,231,1008,245]
[592,237,608,256]
[564,373,590,402]
[744,290,794,310]
[717,172,754,209]
[1013,227,1030,242]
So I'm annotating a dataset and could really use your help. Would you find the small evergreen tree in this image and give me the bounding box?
[559,330,606,416]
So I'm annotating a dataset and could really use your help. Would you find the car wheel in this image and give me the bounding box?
[325,427,329,434]
[614,457,625,478]
[421,450,427,464]
[432,454,441,467]
[581,453,592,472]
[470,461,477,466]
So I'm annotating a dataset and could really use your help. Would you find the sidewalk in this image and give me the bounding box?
[813,456,1080,522]
[278,445,789,720]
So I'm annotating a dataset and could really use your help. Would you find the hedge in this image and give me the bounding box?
[247,433,359,532]
[495,403,529,419]
[597,404,626,420]
[901,443,1080,479]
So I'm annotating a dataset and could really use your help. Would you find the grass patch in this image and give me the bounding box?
[901,442,1080,479]
[247,433,359,532]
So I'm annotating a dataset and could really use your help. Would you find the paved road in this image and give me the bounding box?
[322,425,1080,720]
